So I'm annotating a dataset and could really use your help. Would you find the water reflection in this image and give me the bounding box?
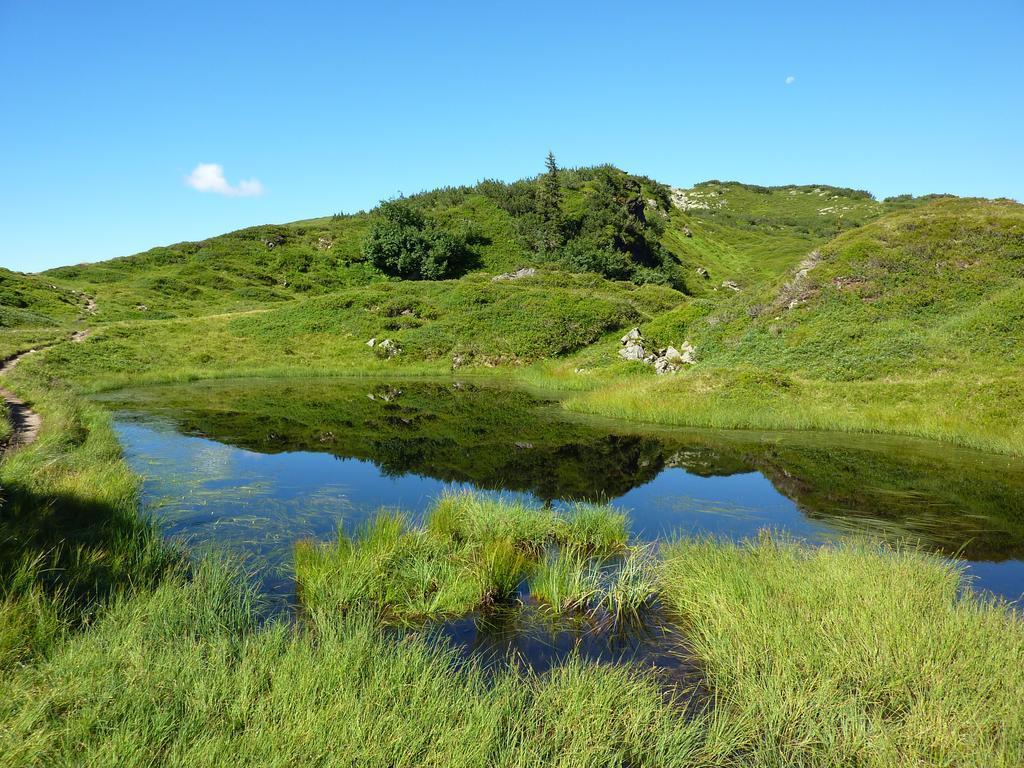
[434,601,706,709]
[98,378,1024,604]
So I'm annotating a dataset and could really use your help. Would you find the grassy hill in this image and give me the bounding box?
[660,181,925,295]
[4,162,1022,452]
[0,268,85,328]
[653,196,1024,379]
[35,166,917,321]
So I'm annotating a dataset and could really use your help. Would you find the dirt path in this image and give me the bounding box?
[0,348,43,453]
[0,325,91,454]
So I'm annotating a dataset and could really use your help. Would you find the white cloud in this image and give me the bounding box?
[185,163,264,197]
[784,75,796,85]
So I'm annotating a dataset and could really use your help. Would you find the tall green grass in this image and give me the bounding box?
[660,534,1024,766]
[529,548,601,613]
[295,512,485,622]
[427,491,628,554]
[0,559,708,767]
[0,378,180,671]
[297,495,634,623]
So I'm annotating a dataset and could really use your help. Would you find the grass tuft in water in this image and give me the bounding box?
[529,548,602,613]
[427,491,558,551]
[474,538,529,605]
[299,495,639,623]
[295,511,482,622]
[599,545,659,622]
[560,501,629,555]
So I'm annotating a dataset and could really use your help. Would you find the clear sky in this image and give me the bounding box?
[2,1,1022,273]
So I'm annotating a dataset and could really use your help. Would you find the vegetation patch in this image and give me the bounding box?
[295,493,633,623]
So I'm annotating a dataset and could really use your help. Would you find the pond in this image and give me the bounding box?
[98,378,1024,615]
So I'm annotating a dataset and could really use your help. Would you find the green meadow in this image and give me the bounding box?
[2,162,1024,764]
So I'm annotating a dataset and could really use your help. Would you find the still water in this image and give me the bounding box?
[98,378,1024,611]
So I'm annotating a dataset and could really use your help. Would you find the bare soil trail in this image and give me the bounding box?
[0,348,43,453]
[1,322,93,454]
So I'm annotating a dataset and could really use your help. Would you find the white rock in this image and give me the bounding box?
[680,341,696,364]
[620,327,642,344]
[618,342,645,361]
[492,267,537,282]
[366,338,376,347]
[377,339,401,357]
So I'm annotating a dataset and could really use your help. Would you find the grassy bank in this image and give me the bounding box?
[555,367,1024,455]
[0,562,709,767]
[1,385,1022,765]
[660,535,1024,765]
[0,378,178,670]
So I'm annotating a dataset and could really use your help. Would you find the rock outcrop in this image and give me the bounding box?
[492,267,537,282]
[617,328,695,374]
[368,338,402,358]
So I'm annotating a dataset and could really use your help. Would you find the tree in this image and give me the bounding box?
[536,151,564,251]
[362,199,466,280]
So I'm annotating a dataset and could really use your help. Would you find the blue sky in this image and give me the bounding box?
[2,1,1022,273]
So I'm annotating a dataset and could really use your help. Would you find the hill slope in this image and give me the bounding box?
[36,167,923,321]
[3,164,1022,452]
[0,268,86,328]
[643,196,1024,379]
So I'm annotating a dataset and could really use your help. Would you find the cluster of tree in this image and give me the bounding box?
[480,156,680,287]
[362,154,682,288]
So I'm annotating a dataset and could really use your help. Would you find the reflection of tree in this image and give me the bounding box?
[109,379,1024,562]
[747,446,1024,562]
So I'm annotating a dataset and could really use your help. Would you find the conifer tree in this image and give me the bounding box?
[538,151,563,250]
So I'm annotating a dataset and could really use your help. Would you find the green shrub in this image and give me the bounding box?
[362,199,470,280]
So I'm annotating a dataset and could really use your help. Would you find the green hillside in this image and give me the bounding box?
[644,196,1024,378]
[0,268,85,328]
[660,181,924,294]
[3,162,1022,452]
[36,166,919,321]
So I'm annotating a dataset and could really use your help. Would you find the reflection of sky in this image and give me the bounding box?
[615,468,815,540]
[115,421,1024,607]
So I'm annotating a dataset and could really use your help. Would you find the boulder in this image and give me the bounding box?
[619,342,646,361]
[722,280,741,292]
[492,267,537,282]
[377,339,401,358]
[654,357,678,375]
[617,327,694,372]
[695,266,709,279]
[366,338,376,347]
[679,341,696,364]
